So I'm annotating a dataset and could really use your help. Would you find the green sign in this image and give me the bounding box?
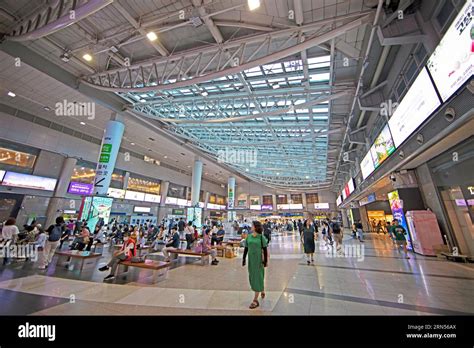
[101,144,112,153]
[172,209,185,215]
[99,153,110,163]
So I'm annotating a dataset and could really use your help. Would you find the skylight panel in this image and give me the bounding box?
[313,107,329,113]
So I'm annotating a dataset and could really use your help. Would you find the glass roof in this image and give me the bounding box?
[121,55,333,188]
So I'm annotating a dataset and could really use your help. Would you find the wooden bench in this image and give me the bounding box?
[224,240,242,247]
[55,250,102,272]
[211,245,226,257]
[168,249,211,265]
[117,259,170,283]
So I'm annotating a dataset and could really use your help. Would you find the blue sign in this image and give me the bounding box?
[367,193,376,203]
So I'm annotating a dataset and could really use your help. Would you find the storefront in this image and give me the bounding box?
[427,136,474,257]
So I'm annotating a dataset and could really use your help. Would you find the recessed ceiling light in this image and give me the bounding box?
[187,165,191,168]
[7,91,16,97]
[82,53,93,61]
[164,155,167,159]
[43,106,50,111]
[130,142,135,145]
[80,122,86,125]
[147,31,158,41]
[248,0,260,11]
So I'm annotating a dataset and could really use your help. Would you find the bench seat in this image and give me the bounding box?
[168,249,210,265]
[55,250,102,272]
[117,259,170,283]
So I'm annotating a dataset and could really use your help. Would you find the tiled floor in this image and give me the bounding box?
[0,230,473,315]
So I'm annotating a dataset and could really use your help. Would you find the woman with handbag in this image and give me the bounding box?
[242,221,268,309]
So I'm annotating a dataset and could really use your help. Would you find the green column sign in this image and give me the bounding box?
[99,144,112,163]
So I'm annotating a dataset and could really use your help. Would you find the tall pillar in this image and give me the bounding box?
[203,191,210,219]
[191,159,203,206]
[358,205,370,232]
[272,194,277,211]
[157,181,170,222]
[227,177,236,222]
[123,171,130,190]
[45,157,77,227]
[302,193,308,210]
[93,118,125,196]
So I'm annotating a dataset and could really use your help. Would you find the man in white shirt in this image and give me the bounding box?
[2,217,20,265]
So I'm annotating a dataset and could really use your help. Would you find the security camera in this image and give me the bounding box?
[416,134,424,145]
[399,150,405,159]
[444,107,455,122]
[390,173,397,182]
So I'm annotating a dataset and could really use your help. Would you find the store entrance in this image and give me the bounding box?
[439,186,474,257]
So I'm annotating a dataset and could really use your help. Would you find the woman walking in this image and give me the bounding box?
[242,221,268,309]
[301,219,317,265]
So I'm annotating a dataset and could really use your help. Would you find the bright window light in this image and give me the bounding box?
[147,31,158,41]
[248,0,260,11]
[82,53,93,61]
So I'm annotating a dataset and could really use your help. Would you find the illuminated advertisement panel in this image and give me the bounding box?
[360,151,376,180]
[370,125,396,168]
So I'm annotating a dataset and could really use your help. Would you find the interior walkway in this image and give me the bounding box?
[1,230,473,315]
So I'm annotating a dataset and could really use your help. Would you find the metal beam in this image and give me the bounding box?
[6,0,113,41]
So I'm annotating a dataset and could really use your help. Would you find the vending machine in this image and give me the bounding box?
[405,210,444,256]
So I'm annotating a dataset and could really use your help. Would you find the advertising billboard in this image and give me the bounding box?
[360,151,376,180]
[68,182,94,195]
[427,0,474,102]
[388,68,441,148]
[370,125,396,168]
[2,172,57,191]
[387,190,413,250]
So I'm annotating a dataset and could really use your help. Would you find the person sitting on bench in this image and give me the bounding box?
[202,229,219,265]
[211,225,225,246]
[184,221,195,250]
[162,227,180,262]
[99,232,136,281]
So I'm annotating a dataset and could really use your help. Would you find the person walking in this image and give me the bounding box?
[390,219,410,259]
[331,220,344,254]
[301,219,317,265]
[242,221,268,309]
[355,220,364,243]
[39,216,65,269]
[2,217,20,265]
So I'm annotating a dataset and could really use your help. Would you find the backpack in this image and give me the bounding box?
[48,225,62,242]
[332,222,341,233]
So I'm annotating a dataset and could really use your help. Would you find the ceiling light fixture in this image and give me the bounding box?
[201,91,208,96]
[130,142,135,146]
[248,0,260,11]
[43,106,51,111]
[7,91,16,97]
[80,122,86,125]
[60,52,70,62]
[147,31,158,41]
[82,53,93,61]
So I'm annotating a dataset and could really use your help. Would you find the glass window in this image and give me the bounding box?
[216,195,225,205]
[209,194,216,204]
[262,195,273,205]
[306,193,319,204]
[0,146,37,171]
[290,194,302,204]
[127,176,160,194]
[168,183,186,199]
[277,195,287,204]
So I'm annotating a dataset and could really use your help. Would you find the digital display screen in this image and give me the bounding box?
[261,204,273,210]
[125,190,145,201]
[144,193,161,203]
[0,170,5,182]
[360,151,376,180]
[347,178,355,194]
[250,204,262,210]
[336,196,342,206]
[107,188,126,199]
[314,203,330,209]
[2,172,57,191]
[388,68,441,148]
[370,125,396,167]
[427,0,473,102]
[68,182,94,195]
[187,207,202,228]
[134,206,151,213]
[342,188,347,200]
[165,197,178,205]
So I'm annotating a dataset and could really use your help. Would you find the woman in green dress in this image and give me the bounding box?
[242,220,268,309]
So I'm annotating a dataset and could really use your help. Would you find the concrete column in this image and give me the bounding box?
[227,177,236,222]
[358,205,370,232]
[122,171,130,190]
[93,118,125,195]
[191,159,203,206]
[157,181,169,222]
[302,193,308,210]
[272,194,277,211]
[45,157,77,227]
